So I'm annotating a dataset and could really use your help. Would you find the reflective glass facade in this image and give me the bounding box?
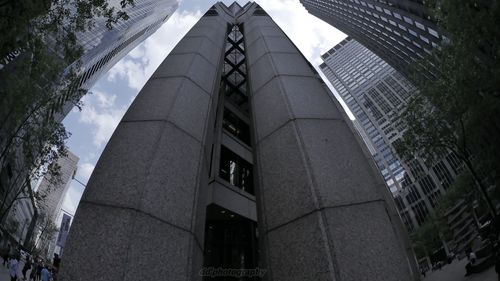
[60,0,178,117]
[320,38,460,231]
[301,0,445,78]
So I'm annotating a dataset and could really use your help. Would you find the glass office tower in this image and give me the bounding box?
[60,0,179,117]
[301,0,445,79]
[320,37,462,231]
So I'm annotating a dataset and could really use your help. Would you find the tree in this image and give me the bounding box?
[26,211,59,259]
[0,0,134,228]
[411,213,442,259]
[396,0,500,217]
[410,172,481,258]
[433,172,477,216]
[0,120,67,225]
[0,0,133,59]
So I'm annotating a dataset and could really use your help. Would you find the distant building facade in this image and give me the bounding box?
[444,199,479,255]
[320,37,462,231]
[0,187,36,250]
[0,149,37,251]
[35,150,78,259]
[36,150,78,222]
[301,0,446,78]
[54,212,73,256]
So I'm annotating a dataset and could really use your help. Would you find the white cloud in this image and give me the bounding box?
[94,90,117,108]
[62,181,84,215]
[257,0,346,66]
[76,162,95,183]
[78,91,128,147]
[107,9,202,91]
[256,0,353,119]
[128,44,145,59]
[106,59,144,91]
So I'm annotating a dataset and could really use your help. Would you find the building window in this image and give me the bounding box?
[420,35,430,44]
[394,196,405,211]
[428,27,439,38]
[415,21,426,31]
[418,175,437,195]
[219,146,254,194]
[406,185,422,204]
[203,204,258,271]
[402,211,414,232]
[412,200,429,225]
[222,108,251,146]
[403,16,413,24]
[445,153,463,174]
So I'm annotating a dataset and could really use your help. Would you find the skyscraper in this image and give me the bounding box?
[34,150,78,258]
[320,37,462,231]
[0,0,178,252]
[60,2,419,281]
[36,150,79,223]
[59,0,179,117]
[1,0,178,121]
[300,0,445,78]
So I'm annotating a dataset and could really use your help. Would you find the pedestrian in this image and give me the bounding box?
[2,252,9,266]
[470,251,477,264]
[22,257,32,280]
[40,265,51,281]
[465,251,477,276]
[52,253,61,269]
[35,260,43,281]
[9,255,19,281]
[29,260,37,281]
[3,244,11,266]
[466,261,472,276]
[496,249,500,281]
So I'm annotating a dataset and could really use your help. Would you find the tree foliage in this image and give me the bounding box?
[0,0,133,227]
[25,211,59,259]
[411,172,479,258]
[396,0,500,216]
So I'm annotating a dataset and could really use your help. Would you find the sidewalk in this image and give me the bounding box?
[424,258,496,281]
[2,256,496,281]
[0,259,31,281]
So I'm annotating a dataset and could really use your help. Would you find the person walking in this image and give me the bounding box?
[2,252,9,266]
[2,244,10,267]
[9,255,19,281]
[22,257,32,280]
[36,261,43,281]
[495,249,500,281]
[29,261,37,281]
[470,251,477,264]
[40,266,51,281]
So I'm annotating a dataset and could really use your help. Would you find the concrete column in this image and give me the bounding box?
[59,15,227,281]
[244,16,419,281]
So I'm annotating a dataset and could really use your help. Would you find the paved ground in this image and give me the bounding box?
[0,259,32,280]
[424,258,496,281]
[0,262,11,281]
[1,256,497,281]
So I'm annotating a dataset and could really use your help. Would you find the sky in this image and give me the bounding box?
[60,0,350,216]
